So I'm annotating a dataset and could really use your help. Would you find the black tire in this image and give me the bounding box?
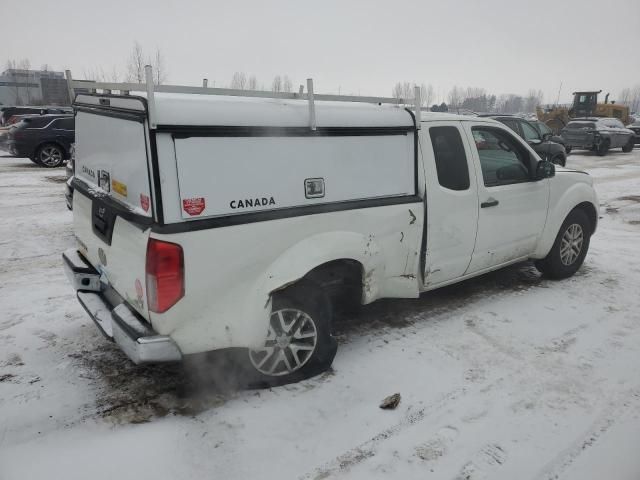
[564,146,572,154]
[622,138,634,153]
[551,154,566,167]
[535,209,591,279]
[35,143,65,168]
[244,280,337,387]
[596,140,609,157]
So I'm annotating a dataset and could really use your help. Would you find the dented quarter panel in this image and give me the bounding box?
[148,202,423,354]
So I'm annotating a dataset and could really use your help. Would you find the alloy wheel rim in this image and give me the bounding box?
[249,308,318,376]
[560,223,583,266]
[40,147,62,166]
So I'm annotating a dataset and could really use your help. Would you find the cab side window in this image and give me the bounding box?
[471,127,531,187]
[429,126,470,191]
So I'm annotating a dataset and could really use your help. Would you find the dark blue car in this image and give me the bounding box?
[4,114,74,167]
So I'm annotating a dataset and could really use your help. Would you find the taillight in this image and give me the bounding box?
[146,238,184,313]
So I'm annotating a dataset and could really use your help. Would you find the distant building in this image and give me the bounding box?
[0,69,70,106]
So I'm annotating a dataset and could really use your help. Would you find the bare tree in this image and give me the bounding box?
[231,72,247,89]
[125,42,167,85]
[126,42,146,83]
[247,75,258,90]
[83,66,121,83]
[392,82,433,105]
[632,86,640,113]
[283,75,292,93]
[422,84,434,107]
[152,48,167,85]
[272,75,282,93]
[448,85,463,108]
[524,89,544,113]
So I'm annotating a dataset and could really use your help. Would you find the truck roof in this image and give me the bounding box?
[151,93,415,128]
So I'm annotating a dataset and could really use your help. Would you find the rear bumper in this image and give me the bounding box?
[62,248,182,364]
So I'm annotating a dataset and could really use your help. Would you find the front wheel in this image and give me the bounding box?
[622,138,634,153]
[247,281,337,386]
[535,209,591,279]
[36,143,65,167]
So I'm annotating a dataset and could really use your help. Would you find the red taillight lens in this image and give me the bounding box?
[146,238,184,313]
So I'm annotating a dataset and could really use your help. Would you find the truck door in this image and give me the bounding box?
[462,122,549,274]
[421,122,479,287]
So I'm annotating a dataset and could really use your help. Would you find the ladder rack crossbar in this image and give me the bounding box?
[67,80,408,105]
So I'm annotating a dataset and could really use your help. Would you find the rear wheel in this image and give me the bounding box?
[36,143,65,167]
[596,140,610,157]
[246,281,336,386]
[622,138,634,153]
[535,209,591,279]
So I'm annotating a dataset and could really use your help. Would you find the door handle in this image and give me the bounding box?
[481,198,499,208]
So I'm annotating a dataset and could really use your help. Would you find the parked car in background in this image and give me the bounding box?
[479,114,567,166]
[3,114,75,167]
[530,119,572,154]
[626,120,640,144]
[0,106,72,126]
[561,118,635,156]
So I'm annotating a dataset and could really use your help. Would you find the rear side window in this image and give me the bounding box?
[24,117,49,128]
[54,118,75,130]
[429,126,470,191]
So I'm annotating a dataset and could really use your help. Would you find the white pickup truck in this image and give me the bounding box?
[63,77,598,384]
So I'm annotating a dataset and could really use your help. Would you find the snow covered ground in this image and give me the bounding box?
[1,150,639,480]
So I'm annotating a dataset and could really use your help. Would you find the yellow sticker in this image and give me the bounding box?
[112,179,128,197]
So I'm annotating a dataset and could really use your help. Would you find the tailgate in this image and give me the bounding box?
[72,96,153,320]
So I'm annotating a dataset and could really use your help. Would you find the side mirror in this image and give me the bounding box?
[528,138,542,146]
[535,160,555,180]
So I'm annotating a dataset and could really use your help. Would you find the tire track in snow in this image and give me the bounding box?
[299,386,468,480]
[529,388,640,480]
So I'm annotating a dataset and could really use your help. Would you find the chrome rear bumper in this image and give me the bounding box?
[63,248,182,364]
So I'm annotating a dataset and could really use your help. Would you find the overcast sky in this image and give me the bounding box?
[4,0,639,104]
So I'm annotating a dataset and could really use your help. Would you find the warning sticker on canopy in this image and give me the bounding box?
[182,197,206,216]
